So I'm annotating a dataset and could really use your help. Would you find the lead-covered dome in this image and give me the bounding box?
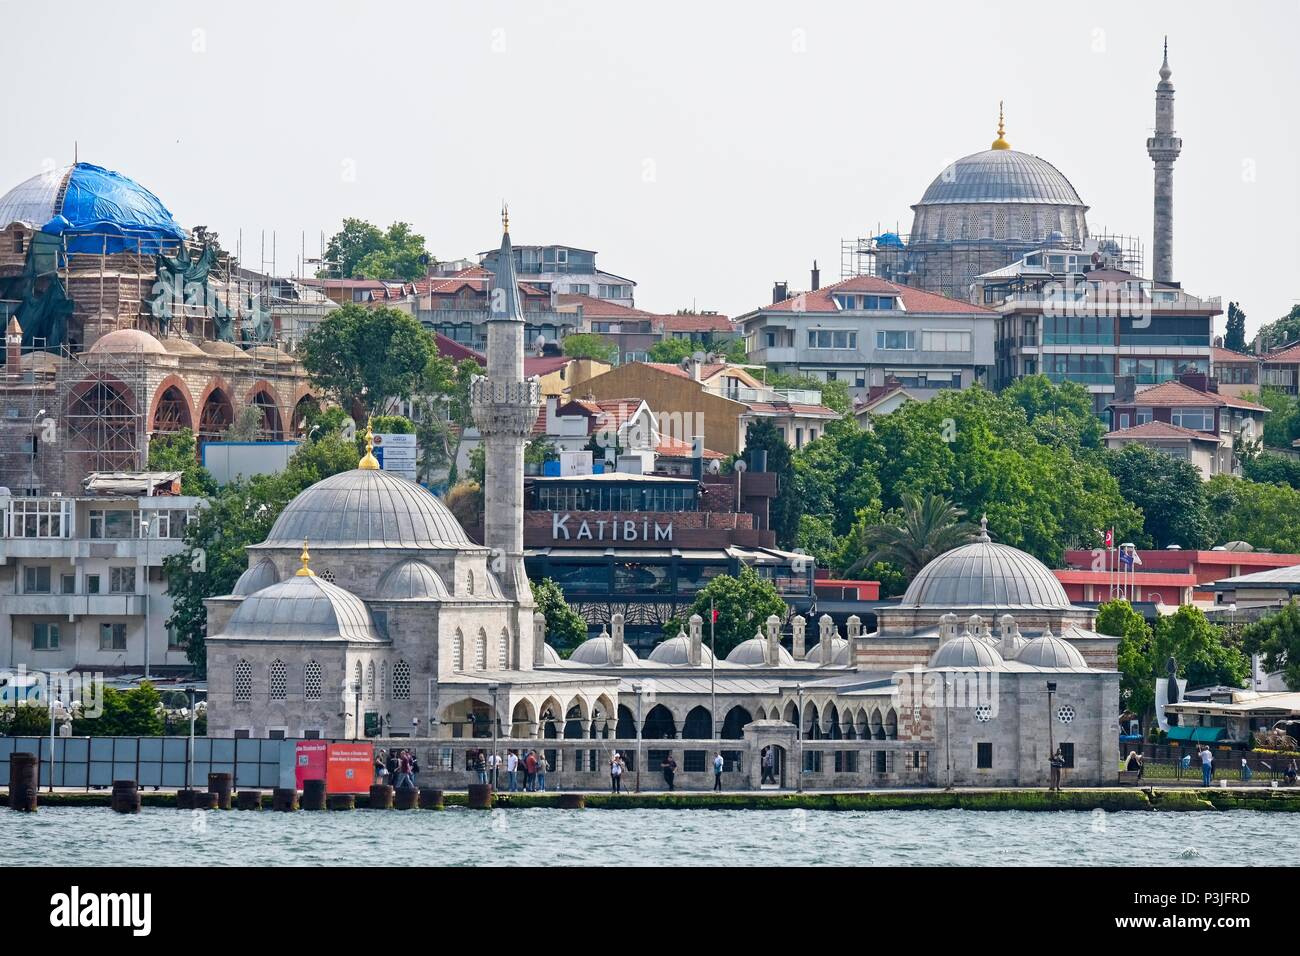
[917,149,1085,207]
[376,558,450,600]
[726,635,795,666]
[569,632,639,666]
[233,557,279,596]
[648,633,714,666]
[928,633,1004,669]
[1015,629,1088,669]
[901,535,1072,611]
[261,468,476,550]
[804,636,852,666]
[224,574,383,643]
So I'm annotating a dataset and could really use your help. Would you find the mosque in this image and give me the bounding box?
[206,216,1121,789]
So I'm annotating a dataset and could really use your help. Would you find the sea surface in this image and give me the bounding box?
[0,807,1280,866]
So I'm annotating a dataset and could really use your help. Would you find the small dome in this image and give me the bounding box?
[901,536,1072,611]
[262,467,474,550]
[928,632,1004,669]
[541,643,563,666]
[223,574,382,643]
[20,351,65,372]
[160,336,206,356]
[1015,629,1088,669]
[804,636,852,665]
[200,340,247,357]
[248,345,294,363]
[569,632,638,665]
[376,559,449,600]
[648,633,714,666]
[89,328,166,355]
[727,635,795,666]
[233,558,279,596]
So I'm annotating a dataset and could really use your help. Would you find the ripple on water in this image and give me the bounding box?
[0,807,1283,867]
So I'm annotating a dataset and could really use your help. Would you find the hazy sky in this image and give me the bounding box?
[2,0,1296,335]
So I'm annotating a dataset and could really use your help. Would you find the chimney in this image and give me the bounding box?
[1114,374,1136,405]
[772,281,788,305]
[1179,369,1210,394]
[532,611,547,667]
[810,260,820,292]
[5,317,21,373]
[686,617,701,667]
[765,614,781,666]
[610,612,625,667]
[846,614,861,640]
[545,395,559,435]
[791,614,806,660]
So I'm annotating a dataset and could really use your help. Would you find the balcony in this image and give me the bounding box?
[1118,335,1211,347]
[1042,334,1116,346]
[1045,372,1115,386]
[722,386,823,406]
[5,593,147,616]
[749,346,796,364]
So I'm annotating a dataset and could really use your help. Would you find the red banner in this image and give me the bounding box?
[325,743,374,794]
[294,740,329,789]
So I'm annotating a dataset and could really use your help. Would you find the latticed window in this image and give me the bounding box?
[453,632,464,671]
[304,661,323,700]
[393,661,411,700]
[353,660,362,693]
[474,631,487,670]
[318,568,336,583]
[380,661,388,700]
[234,660,252,702]
[269,659,287,700]
[366,661,376,701]
[498,629,509,669]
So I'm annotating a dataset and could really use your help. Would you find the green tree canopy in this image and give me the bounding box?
[647,337,695,363]
[743,418,800,548]
[1001,375,1105,449]
[146,428,214,496]
[298,304,436,416]
[678,566,788,658]
[1096,599,1155,724]
[1225,301,1248,353]
[1250,387,1300,450]
[561,333,618,363]
[1206,474,1300,552]
[1254,303,1300,353]
[1242,602,1300,690]
[321,218,430,281]
[530,578,588,654]
[1104,443,1212,548]
[69,682,165,737]
[1153,605,1250,692]
[843,492,979,579]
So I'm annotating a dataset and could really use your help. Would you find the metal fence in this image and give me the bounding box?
[0,736,290,789]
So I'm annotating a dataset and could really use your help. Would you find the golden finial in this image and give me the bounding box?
[501,201,510,235]
[358,416,380,470]
[991,101,1010,150]
[296,539,315,577]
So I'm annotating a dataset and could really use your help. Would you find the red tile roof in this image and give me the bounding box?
[1103,421,1220,442]
[659,313,733,333]
[1212,347,1257,364]
[1121,380,1268,412]
[555,293,653,318]
[753,275,993,316]
[656,434,726,459]
[1264,341,1300,363]
[434,334,485,365]
[523,356,574,377]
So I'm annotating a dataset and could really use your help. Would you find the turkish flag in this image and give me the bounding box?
[1104,528,1114,548]
[711,609,718,623]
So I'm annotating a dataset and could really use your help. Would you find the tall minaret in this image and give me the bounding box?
[1146,37,1182,284]
[471,206,540,633]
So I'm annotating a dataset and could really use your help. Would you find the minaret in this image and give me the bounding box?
[471,206,541,624]
[1146,38,1182,284]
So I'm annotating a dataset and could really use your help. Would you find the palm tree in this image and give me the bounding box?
[844,492,980,579]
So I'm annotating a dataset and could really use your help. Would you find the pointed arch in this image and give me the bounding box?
[452,629,464,671]
[683,705,712,740]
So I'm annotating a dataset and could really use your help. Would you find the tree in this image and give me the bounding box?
[744,418,800,548]
[1096,599,1155,727]
[723,337,748,364]
[70,682,165,737]
[221,405,266,442]
[648,338,695,363]
[414,354,481,482]
[1225,301,1248,353]
[1254,303,1300,353]
[1002,375,1105,449]
[1104,443,1212,548]
[1242,452,1300,490]
[321,218,430,281]
[843,492,979,578]
[680,566,788,658]
[298,304,435,416]
[146,428,214,496]
[1153,605,1249,692]
[0,702,54,736]
[530,578,588,654]
[1242,602,1300,690]
[1207,475,1300,552]
[1250,387,1300,450]
[444,481,483,540]
[561,333,618,363]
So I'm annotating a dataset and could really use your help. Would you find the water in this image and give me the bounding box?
[0,808,1282,866]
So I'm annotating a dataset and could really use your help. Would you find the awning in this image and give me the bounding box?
[1167,726,1195,741]
[1191,727,1225,743]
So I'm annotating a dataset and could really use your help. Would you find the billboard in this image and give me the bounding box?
[373,432,417,480]
[294,740,328,788]
[325,743,374,794]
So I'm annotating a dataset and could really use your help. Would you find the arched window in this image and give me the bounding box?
[269,659,287,700]
[466,569,475,595]
[380,661,388,700]
[304,661,323,700]
[366,661,376,701]
[234,660,252,702]
[453,631,464,671]
[393,661,411,701]
[498,628,509,669]
[353,660,362,695]
[474,629,487,670]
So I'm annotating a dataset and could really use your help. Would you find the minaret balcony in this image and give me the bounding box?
[470,377,541,436]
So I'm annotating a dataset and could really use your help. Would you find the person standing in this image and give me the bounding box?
[536,752,548,792]
[713,752,724,792]
[506,750,519,792]
[761,746,775,786]
[1049,748,1064,790]
[410,751,420,788]
[1199,745,1214,787]
[525,750,538,791]
[661,753,677,791]
[610,752,624,793]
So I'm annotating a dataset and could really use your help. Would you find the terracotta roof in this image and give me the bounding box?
[532,405,548,436]
[643,361,692,378]
[655,434,726,459]
[415,265,549,298]
[555,293,653,318]
[523,356,573,377]
[1264,341,1300,363]
[1120,380,1268,412]
[1103,421,1220,442]
[746,400,839,419]
[434,334,485,365]
[1212,347,1256,364]
[659,313,733,333]
[751,275,993,316]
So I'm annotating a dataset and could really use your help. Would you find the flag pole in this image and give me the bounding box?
[709,596,716,741]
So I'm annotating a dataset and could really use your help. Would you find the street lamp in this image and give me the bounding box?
[48,690,59,794]
[489,684,500,789]
[29,407,45,494]
[139,516,151,680]
[352,681,363,740]
[186,684,196,791]
[796,683,804,794]
[1047,680,1058,790]
[943,675,953,790]
[632,682,643,793]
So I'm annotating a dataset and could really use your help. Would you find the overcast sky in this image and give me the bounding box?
[2,0,1296,334]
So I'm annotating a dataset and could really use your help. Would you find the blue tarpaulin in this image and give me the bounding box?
[39,163,185,255]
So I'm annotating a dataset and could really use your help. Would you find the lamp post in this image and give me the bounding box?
[29,407,45,494]
[943,675,953,790]
[489,684,500,789]
[186,684,196,791]
[1047,680,1057,790]
[796,682,804,794]
[352,681,363,740]
[48,690,58,794]
[632,681,643,793]
[140,516,151,680]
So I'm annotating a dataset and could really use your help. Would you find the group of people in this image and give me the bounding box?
[604,751,727,793]
[465,748,549,791]
[374,748,419,790]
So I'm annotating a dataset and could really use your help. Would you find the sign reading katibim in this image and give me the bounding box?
[550,513,674,542]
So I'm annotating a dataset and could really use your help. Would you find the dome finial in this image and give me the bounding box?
[358,416,380,470]
[501,200,510,235]
[978,514,991,542]
[296,539,314,577]
[991,101,1010,150]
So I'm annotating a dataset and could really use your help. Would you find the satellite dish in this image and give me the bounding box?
[734,459,747,473]
[692,350,707,363]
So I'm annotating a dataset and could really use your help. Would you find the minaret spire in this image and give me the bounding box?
[1147,37,1181,283]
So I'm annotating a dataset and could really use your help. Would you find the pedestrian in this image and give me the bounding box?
[475,749,488,785]
[1240,757,1253,783]
[506,749,519,792]
[410,751,420,787]
[661,753,677,791]
[536,752,548,792]
[386,749,400,784]
[761,746,775,785]
[1049,747,1064,790]
[1125,750,1144,782]
[610,751,624,793]
[713,752,724,792]
[374,749,387,786]
[395,750,415,790]
[1199,744,1213,787]
[1286,760,1298,786]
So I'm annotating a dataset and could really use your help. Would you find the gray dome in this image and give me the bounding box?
[262,468,475,550]
[569,633,639,666]
[928,633,1004,669]
[917,149,1085,207]
[376,559,449,600]
[1015,631,1088,669]
[726,635,794,666]
[233,558,279,596]
[804,636,852,666]
[541,643,563,666]
[648,633,714,666]
[901,539,1072,610]
[223,573,383,643]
